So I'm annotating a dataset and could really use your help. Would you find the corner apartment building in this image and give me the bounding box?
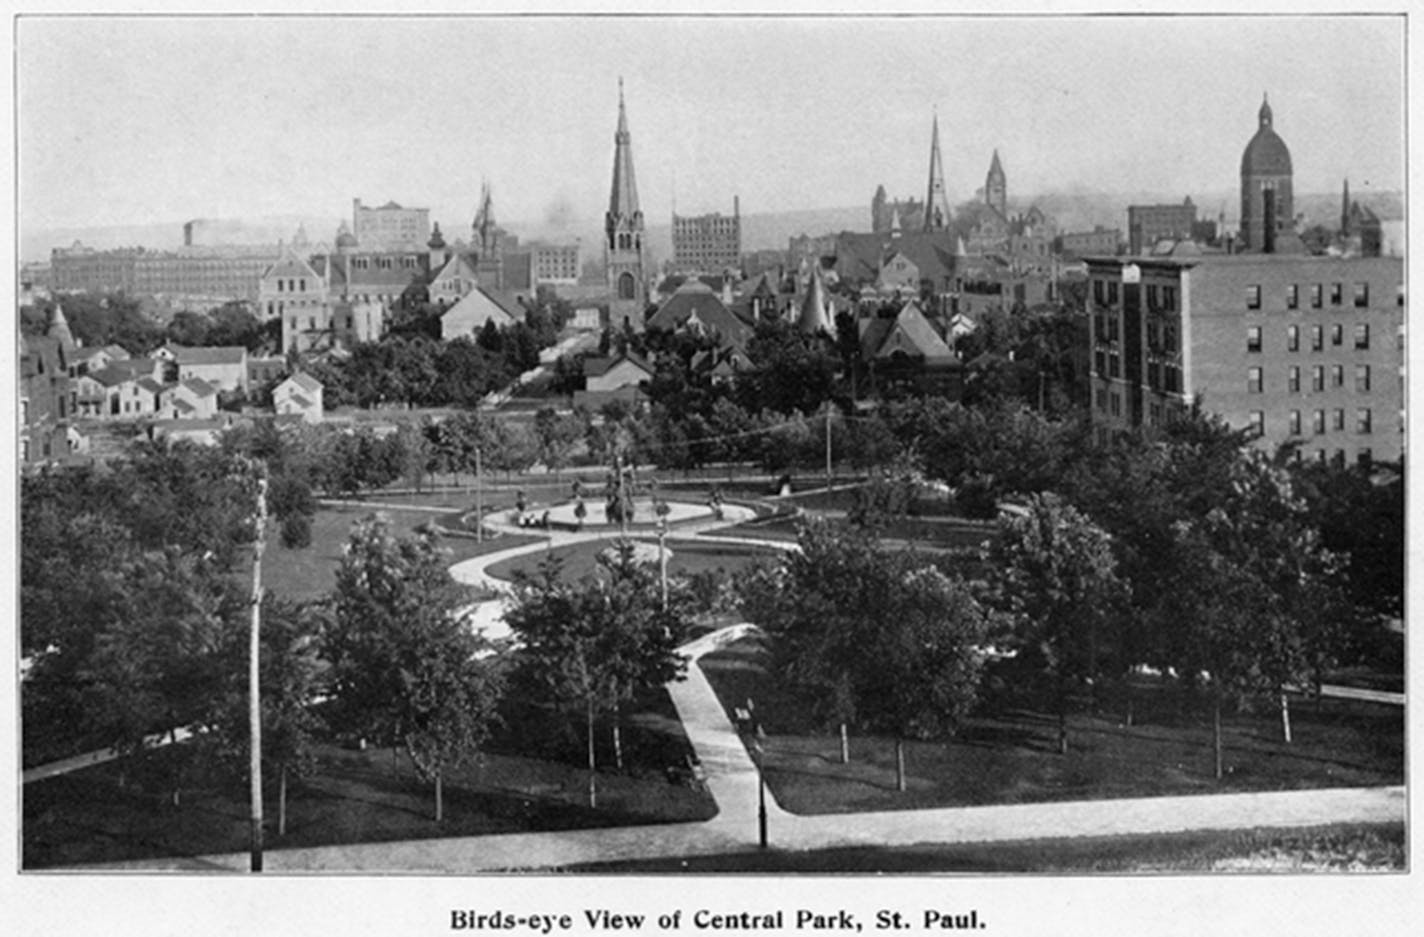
[1086,253,1404,465]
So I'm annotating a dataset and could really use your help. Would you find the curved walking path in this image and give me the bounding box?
[63,495,1407,871]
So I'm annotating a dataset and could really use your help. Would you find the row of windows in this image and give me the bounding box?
[1246,280,1401,311]
[275,278,309,292]
[289,315,357,331]
[1249,364,1372,394]
[1249,323,1370,352]
[1256,407,1373,436]
[349,256,419,271]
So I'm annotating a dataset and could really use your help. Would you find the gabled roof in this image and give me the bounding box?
[180,377,218,398]
[168,344,247,367]
[88,358,157,387]
[173,398,197,415]
[260,248,323,282]
[646,282,753,349]
[441,286,520,334]
[284,371,323,394]
[583,352,654,378]
[871,300,956,364]
[430,253,478,285]
[135,376,165,394]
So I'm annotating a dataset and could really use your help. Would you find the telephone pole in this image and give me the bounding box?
[248,462,268,872]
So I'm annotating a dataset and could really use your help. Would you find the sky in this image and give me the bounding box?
[15,12,1407,250]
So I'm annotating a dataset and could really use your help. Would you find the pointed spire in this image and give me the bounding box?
[798,265,831,335]
[47,301,75,352]
[608,79,640,220]
[923,111,951,232]
[1259,92,1273,128]
[988,148,1005,180]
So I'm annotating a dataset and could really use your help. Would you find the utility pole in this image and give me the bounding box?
[474,445,483,542]
[824,403,833,489]
[248,461,269,873]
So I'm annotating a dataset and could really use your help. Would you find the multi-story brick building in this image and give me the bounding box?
[1085,253,1404,465]
[672,198,741,275]
[353,198,430,251]
[1127,199,1198,255]
[51,241,277,303]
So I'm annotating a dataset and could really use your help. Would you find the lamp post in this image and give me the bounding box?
[747,697,768,849]
[247,461,268,873]
[655,515,668,610]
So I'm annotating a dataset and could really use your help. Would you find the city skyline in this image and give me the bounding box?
[17,14,1406,250]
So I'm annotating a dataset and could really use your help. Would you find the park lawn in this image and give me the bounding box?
[482,537,783,584]
[262,503,544,603]
[24,686,714,869]
[567,822,1406,873]
[699,638,1404,816]
[708,514,995,552]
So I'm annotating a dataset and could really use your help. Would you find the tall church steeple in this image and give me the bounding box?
[985,150,1007,217]
[923,112,952,232]
[605,78,647,328]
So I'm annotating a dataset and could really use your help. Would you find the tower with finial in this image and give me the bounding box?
[473,180,504,287]
[1239,92,1295,253]
[923,112,952,232]
[985,149,1007,217]
[605,78,647,329]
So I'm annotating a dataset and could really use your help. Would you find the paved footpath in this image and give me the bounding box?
[73,497,1406,872]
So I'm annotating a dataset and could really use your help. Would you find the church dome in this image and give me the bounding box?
[335,230,357,249]
[1241,96,1293,177]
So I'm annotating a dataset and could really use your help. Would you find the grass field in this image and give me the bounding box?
[262,503,544,602]
[24,686,712,869]
[482,537,783,584]
[699,637,1404,815]
[568,822,1406,873]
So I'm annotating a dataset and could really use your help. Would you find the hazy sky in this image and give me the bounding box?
[17,13,1405,242]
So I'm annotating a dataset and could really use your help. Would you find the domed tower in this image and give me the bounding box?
[1240,94,1294,253]
[334,221,358,255]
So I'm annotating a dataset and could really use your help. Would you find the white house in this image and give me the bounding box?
[439,286,519,340]
[273,372,324,423]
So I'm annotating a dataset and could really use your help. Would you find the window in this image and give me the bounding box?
[1357,448,1373,470]
[1289,410,1302,436]
[1163,285,1177,310]
[1110,393,1121,417]
[1287,325,1299,351]
[1288,366,1301,393]
[1311,365,1324,392]
[1330,283,1343,306]
[1333,408,1346,432]
[1332,365,1344,389]
[1356,365,1371,392]
[1248,367,1263,393]
[1354,324,1370,349]
[1108,354,1121,379]
[1246,285,1261,309]
[1248,411,1265,435]
[300,278,306,291]
[1093,280,1105,305]
[1331,323,1343,346]
[1356,408,1372,434]
[277,279,284,292]
[1107,281,1119,304]
[1095,388,1106,412]
[1313,410,1326,435]
[1311,284,1323,308]
[1286,284,1299,310]
[1311,325,1323,351]
[1246,326,1262,353]
[1354,282,1369,308]
[1147,284,1159,308]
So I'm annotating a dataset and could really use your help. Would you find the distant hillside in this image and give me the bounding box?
[24,191,1400,266]
[22,214,341,263]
